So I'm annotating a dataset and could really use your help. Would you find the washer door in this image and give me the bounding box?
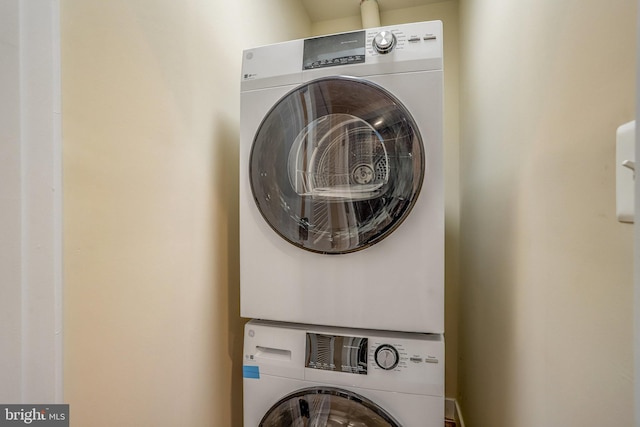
[250,77,424,254]
[259,387,402,427]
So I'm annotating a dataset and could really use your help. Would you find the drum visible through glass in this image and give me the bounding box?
[259,387,401,427]
[249,77,425,254]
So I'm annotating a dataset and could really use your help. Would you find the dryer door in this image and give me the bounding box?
[259,387,401,427]
[249,76,424,254]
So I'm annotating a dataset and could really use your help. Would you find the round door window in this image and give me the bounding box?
[259,387,401,427]
[250,77,424,254]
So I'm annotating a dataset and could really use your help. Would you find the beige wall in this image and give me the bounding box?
[312,2,462,399]
[61,1,309,425]
[458,0,635,426]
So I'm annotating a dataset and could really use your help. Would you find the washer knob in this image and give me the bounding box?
[373,31,396,54]
[374,344,399,370]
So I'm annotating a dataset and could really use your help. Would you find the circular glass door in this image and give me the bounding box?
[250,77,424,254]
[259,387,401,427]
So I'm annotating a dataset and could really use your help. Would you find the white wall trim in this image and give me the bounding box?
[19,0,63,403]
[445,397,466,427]
[0,0,62,403]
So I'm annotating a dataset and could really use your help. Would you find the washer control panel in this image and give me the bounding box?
[304,331,443,395]
[303,331,443,375]
[245,320,444,396]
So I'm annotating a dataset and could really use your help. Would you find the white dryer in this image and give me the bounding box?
[243,320,444,427]
[240,21,444,333]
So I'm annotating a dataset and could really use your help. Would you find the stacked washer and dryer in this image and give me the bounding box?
[240,21,444,427]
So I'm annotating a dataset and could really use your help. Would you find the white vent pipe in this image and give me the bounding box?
[360,0,380,28]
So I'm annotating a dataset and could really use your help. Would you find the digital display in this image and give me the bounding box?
[303,31,366,70]
[305,333,368,375]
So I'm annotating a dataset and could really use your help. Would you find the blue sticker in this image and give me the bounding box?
[243,365,260,379]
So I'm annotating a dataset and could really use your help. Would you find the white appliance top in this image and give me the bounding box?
[241,20,443,91]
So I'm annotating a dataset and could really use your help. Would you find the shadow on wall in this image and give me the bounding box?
[213,113,245,426]
[459,175,520,424]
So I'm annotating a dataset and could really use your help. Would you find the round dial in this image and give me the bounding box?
[374,344,399,370]
[372,31,397,54]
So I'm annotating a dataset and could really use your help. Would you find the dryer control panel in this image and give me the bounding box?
[302,21,441,70]
[241,20,443,91]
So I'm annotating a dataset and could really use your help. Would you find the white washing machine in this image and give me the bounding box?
[240,21,444,333]
[243,320,444,426]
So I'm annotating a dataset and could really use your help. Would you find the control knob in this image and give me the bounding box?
[374,344,399,370]
[372,31,396,54]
